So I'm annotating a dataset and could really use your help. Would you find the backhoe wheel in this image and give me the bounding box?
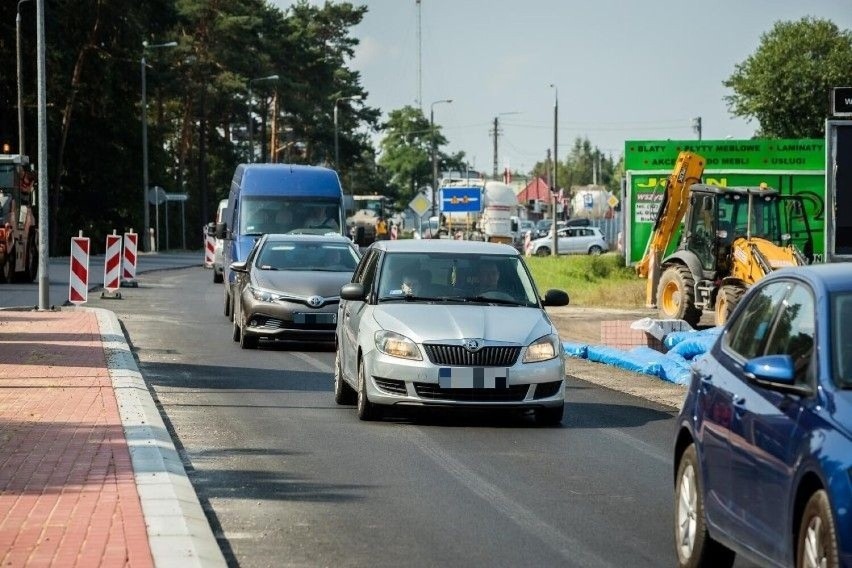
[658,265,702,327]
[714,285,746,326]
[0,248,14,283]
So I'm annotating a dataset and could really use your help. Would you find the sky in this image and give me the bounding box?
[271,0,852,175]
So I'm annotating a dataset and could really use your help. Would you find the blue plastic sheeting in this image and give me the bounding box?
[562,342,589,359]
[668,333,719,361]
[663,326,723,350]
[630,347,693,385]
[586,345,663,375]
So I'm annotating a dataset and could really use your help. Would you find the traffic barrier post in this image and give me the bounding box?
[121,230,139,288]
[68,231,90,305]
[101,231,122,299]
[204,232,215,268]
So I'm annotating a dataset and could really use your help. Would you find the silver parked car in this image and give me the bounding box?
[531,226,608,256]
[334,240,570,424]
[230,234,360,348]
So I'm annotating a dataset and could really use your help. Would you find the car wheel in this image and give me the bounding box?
[232,317,240,342]
[588,245,603,256]
[796,490,839,568]
[334,349,356,405]
[238,317,258,349]
[534,405,563,426]
[228,294,235,322]
[536,246,550,257]
[674,444,735,568]
[356,358,381,421]
[213,268,223,284]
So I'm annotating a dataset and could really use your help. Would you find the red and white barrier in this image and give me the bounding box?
[123,231,138,280]
[103,233,121,292]
[204,233,215,268]
[68,234,90,305]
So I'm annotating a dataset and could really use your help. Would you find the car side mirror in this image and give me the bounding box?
[206,221,215,235]
[542,289,569,307]
[743,355,794,384]
[340,283,366,301]
[215,222,227,239]
[229,261,248,273]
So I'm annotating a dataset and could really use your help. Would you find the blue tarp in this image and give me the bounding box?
[663,326,723,350]
[562,342,588,359]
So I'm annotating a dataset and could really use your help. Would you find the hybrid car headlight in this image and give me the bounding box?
[249,286,282,303]
[523,334,559,363]
[375,330,422,360]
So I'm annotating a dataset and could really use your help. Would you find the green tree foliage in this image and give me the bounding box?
[377,105,463,208]
[0,0,377,253]
[724,17,852,138]
[531,137,621,195]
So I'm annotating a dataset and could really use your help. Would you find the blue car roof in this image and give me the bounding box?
[770,263,852,294]
[236,164,342,198]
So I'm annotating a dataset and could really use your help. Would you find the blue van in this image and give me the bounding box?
[218,164,346,319]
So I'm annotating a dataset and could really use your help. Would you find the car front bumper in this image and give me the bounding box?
[241,296,338,340]
[361,347,566,409]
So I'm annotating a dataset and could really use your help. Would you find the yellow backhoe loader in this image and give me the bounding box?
[636,151,813,327]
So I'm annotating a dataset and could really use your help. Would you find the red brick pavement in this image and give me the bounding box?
[0,310,153,567]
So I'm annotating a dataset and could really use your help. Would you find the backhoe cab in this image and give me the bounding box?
[637,152,813,327]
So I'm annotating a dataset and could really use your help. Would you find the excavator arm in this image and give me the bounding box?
[635,151,705,307]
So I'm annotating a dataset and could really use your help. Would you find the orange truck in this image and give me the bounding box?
[0,154,38,283]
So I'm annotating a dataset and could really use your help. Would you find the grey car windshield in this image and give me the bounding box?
[833,292,852,388]
[377,252,539,306]
[256,241,358,271]
[240,197,341,235]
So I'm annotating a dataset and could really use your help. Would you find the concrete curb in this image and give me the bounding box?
[91,307,227,567]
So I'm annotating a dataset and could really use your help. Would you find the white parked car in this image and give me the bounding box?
[530,226,608,256]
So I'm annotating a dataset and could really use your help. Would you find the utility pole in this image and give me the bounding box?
[693,116,702,140]
[416,0,422,110]
[492,116,499,179]
[35,0,47,309]
[550,84,559,256]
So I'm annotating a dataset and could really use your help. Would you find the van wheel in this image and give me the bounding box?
[213,269,223,284]
[536,247,550,257]
[224,291,231,317]
[674,445,735,568]
[796,490,839,568]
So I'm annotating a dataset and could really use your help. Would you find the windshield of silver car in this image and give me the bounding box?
[376,253,538,306]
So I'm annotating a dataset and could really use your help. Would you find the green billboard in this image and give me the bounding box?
[624,139,825,264]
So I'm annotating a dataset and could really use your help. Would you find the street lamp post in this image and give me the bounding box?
[16,0,31,154]
[141,40,177,253]
[549,84,559,256]
[247,74,279,163]
[334,95,362,171]
[492,111,520,179]
[430,99,452,217]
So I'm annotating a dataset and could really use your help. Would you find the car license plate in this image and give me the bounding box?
[438,367,509,389]
[293,312,336,325]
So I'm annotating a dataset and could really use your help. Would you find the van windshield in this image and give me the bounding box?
[239,197,342,236]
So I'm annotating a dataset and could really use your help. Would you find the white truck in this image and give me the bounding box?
[478,181,520,244]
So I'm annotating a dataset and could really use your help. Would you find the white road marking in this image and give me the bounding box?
[292,351,334,374]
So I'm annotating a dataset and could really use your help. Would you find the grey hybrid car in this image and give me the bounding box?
[230,234,360,348]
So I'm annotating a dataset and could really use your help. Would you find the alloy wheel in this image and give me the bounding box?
[677,462,697,560]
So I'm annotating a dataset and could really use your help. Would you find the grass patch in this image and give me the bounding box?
[525,253,645,308]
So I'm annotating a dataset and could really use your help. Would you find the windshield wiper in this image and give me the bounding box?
[242,232,264,237]
[461,295,526,306]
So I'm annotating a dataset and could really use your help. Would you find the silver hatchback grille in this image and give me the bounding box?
[423,345,521,367]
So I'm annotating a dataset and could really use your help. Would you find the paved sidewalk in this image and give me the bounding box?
[0,309,224,567]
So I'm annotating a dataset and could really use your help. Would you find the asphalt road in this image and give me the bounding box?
[80,264,759,568]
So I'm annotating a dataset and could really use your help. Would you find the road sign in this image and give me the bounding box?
[166,192,189,202]
[409,193,431,216]
[147,186,167,205]
[831,87,852,117]
[608,195,619,208]
[441,187,481,213]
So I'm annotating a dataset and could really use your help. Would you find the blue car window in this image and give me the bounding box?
[764,284,815,384]
[833,293,852,388]
[724,281,790,360]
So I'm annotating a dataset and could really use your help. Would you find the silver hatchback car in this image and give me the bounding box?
[334,240,570,424]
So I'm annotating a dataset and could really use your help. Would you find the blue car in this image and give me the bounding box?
[673,263,852,568]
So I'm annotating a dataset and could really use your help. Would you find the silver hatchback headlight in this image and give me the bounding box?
[375,330,422,361]
[523,334,560,363]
